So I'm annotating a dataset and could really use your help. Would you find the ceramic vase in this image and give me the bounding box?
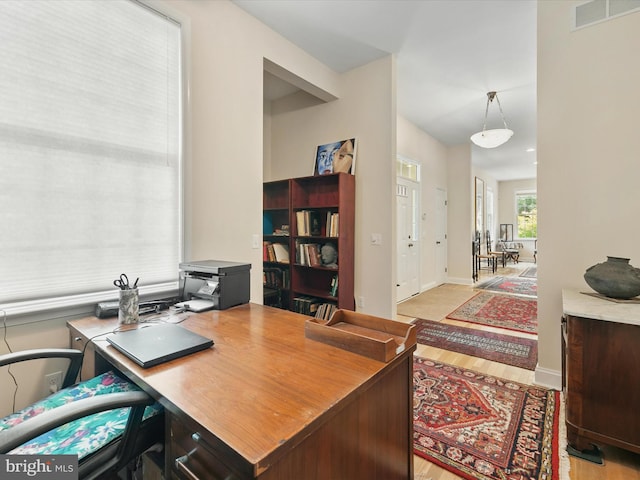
[584,256,640,299]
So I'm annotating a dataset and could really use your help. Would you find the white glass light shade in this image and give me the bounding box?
[470,128,514,148]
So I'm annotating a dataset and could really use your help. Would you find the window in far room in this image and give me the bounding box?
[516,191,537,239]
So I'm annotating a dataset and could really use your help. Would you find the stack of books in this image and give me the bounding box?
[263,268,289,289]
[292,296,322,316]
[314,303,337,321]
[296,241,321,266]
[295,210,322,236]
[263,242,289,263]
[326,212,339,237]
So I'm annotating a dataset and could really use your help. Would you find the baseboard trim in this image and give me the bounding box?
[446,276,474,286]
[420,281,438,292]
[534,365,562,390]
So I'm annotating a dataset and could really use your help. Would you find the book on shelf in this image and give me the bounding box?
[296,210,307,236]
[263,241,272,262]
[295,241,321,267]
[263,267,289,289]
[326,212,339,237]
[329,275,338,297]
[273,225,290,236]
[308,243,321,266]
[263,241,290,263]
[292,295,323,316]
[296,210,323,237]
[273,243,289,263]
[309,210,322,236]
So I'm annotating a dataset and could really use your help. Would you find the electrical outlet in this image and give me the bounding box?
[44,371,63,395]
[357,296,365,308]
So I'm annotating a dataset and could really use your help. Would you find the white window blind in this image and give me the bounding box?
[0,1,182,306]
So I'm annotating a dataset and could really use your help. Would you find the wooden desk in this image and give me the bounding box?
[68,304,416,480]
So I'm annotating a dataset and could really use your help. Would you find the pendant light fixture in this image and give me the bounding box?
[470,91,514,148]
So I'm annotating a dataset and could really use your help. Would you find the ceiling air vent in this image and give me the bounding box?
[573,0,640,29]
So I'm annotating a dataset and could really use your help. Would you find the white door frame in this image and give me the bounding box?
[435,188,448,286]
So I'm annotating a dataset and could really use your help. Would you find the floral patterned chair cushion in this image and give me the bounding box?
[0,370,162,459]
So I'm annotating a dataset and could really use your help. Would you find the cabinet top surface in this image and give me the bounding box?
[68,303,411,471]
[562,288,640,325]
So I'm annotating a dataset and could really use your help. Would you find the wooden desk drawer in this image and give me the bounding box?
[168,413,243,480]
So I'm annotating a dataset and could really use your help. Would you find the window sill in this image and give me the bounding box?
[1,282,179,326]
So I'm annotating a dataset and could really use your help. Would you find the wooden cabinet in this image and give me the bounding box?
[562,290,640,455]
[263,173,355,314]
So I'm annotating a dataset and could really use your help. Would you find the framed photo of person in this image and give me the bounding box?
[313,138,356,175]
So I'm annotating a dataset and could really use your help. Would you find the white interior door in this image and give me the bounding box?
[396,179,420,301]
[435,188,448,285]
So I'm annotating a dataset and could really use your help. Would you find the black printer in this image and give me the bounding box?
[179,260,251,310]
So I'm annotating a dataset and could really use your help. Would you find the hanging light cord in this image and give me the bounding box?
[482,91,509,132]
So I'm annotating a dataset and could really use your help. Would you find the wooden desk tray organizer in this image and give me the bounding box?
[305,309,416,362]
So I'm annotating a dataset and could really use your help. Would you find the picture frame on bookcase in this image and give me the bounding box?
[313,138,357,175]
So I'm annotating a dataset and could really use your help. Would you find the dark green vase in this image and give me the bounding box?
[584,256,640,299]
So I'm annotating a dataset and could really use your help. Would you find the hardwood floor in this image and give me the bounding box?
[397,263,640,480]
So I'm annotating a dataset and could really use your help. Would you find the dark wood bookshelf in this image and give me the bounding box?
[263,173,355,314]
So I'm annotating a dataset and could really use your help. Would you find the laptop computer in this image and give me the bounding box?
[106,323,214,368]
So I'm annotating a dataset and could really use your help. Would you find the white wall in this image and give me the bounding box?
[267,56,397,318]
[165,0,344,305]
[498,178,537,261]
[396,115,448,291]
[537,1,640,388]
[446,144,474,284]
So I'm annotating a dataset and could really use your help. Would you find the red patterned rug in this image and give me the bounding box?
[413,318,537,370]
[476,276,537,297]
[446,292,537,334]
[413,357,559,480]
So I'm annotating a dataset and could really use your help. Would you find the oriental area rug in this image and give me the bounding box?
[413,357,560,480]
[446,292,537,334]
[476,276,537,298]
[412,318,538,370]
[520,266,537,278]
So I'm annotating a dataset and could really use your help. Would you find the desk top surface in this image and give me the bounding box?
[68,304,412,473]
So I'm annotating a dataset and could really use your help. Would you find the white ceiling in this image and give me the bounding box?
[234,0,538,181]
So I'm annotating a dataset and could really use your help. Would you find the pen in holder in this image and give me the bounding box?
[119,287,139,325]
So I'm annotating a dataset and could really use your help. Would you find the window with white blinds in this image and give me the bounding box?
[0,1,182,307]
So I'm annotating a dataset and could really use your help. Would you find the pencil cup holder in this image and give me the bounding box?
[118,288,139,325]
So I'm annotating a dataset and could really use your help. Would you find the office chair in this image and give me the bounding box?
[0,348,163,480]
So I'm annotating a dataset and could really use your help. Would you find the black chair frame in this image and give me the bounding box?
[0,349,163,480]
